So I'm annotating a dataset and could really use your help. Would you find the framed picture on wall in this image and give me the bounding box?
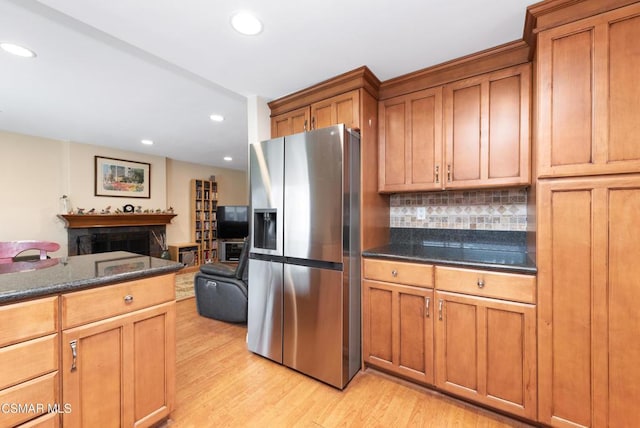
[95,156,151,198]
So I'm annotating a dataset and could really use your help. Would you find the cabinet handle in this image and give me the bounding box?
[438,299,444,320]
[447,164,452,182]
[303,119,308,132]
[124,294,134,303]
[435,165,440,183]
[311,116,316,130]
[391,269,398,278]
[477,279,485,288]
[425,297,431,318]
[70,340,78,371]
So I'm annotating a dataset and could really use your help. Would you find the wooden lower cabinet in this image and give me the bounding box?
[61,302,176,427]
[363,280,434,385]
[537,175,640,427]
[0,297,59,427]
[435,291,537,420]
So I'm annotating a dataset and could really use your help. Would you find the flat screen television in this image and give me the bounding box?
[217,205,249,240]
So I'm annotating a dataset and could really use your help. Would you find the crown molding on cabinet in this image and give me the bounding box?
[268,66,381,117]
[377,40,530,100]
[524,0,639,57]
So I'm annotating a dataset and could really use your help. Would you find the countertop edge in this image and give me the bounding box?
[362,250,537,275]
[0,263,184,304]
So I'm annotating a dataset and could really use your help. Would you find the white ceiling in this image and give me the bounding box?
[0,0,533,171]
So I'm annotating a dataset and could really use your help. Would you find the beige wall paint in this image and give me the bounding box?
[67,142,167,214]
[0,131,68,256]
[165,158,248,246]
[0,130,248,256]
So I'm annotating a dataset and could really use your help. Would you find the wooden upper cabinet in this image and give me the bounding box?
[536,3,640,178]
[378,87,443,192]
[271,106,311,138]
[444,64,531,189]
[310,90,360,131]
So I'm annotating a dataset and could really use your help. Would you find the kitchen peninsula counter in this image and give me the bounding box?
[0,251,183,303]
[0,251,181,427]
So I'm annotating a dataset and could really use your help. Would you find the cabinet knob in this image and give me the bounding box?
[124,295,134,303]
[477,279,485,288]
[435,165,440,183]
[447,164,452,182]
[391,269,398,277]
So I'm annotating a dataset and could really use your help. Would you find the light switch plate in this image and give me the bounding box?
[417,207,426,220]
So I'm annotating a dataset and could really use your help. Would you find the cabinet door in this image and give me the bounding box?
[435,291,536,420]
[62,303,175,428]
[537,175,640,427]
[444,64,530,189]
[311,90,360,130]
[271,106,310,138]
[378,87,443,192]
[536,3,640,178]
[363,280,434,384]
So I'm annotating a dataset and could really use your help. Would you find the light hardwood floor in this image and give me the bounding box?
[169,298,534,428]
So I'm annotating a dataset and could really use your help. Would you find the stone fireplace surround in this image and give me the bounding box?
[59,214,177,258]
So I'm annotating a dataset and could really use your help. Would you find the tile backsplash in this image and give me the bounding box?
[390,189,527,231]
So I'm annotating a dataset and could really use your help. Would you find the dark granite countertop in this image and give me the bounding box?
[0,251,184,304]
[363,228,536,275]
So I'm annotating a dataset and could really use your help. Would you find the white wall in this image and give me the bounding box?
[0,129,248,256]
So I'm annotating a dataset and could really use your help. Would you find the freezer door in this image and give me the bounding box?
[247,259,283,363]
[284,127,343,263]
[250,138,284,256]
[283,263,345,388]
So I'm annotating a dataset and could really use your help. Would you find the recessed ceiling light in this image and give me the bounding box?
[141,139,154,145]
[0,42,37,58]
[223,156,233,162]
[210,114,224,122]
[230,11,263,36]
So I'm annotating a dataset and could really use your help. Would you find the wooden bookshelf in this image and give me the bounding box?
[190,179,218,263]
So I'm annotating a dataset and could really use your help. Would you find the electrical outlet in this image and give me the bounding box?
[416,207,426,220]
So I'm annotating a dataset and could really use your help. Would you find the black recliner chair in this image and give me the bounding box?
[194,238,249,323]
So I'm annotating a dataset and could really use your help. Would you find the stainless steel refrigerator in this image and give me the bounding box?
[247,124,361,389]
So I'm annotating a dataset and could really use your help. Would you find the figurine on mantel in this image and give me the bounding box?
[136,206,142,213]
[101,206,112,214]
[59,195,72,214]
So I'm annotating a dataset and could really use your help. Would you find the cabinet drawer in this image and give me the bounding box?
[18,412,59,427]
[363,258,433,287]
[61,274,175,329]
[0,334,58,390]
[0,297,58,348]
[435,266,535,304]
[0,372,58,427]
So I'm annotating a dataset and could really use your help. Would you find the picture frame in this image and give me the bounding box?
[95,156,151,198]
[95,255,151,277]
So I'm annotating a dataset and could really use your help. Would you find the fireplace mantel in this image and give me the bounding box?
[58,214,177,229]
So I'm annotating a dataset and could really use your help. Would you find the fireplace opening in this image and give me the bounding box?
[67,225,166,257]
[91,231,150,255]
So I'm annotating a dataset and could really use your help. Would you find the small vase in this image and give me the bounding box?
[160,250,171,260]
